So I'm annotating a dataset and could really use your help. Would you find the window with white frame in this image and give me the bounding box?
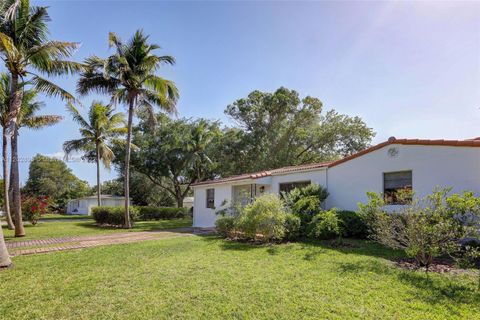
[206,188,215,209]
[383,171,412,205]
[279,181,311,196]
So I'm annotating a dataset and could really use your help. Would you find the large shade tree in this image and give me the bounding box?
[77,30,178,228]
[216,87,375,176]
[0,73,62,230]
[120,115,221,207]
[23,154,90,211]
[63,102,126,206]
[0,0,82,236]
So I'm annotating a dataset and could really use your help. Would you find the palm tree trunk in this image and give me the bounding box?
[123,101,134,229]
[10,126,24,236]
[2,127,14,230]
[0,224,12,268]
[96,142,101,207]
[9,74,25,237]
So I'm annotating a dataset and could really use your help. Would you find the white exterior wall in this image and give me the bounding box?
[193,145,480,227]
[326,144,480,211]
[193,184,233,227]
[193,170,327,227]
[66,197,128,215]
[270,169,327,194]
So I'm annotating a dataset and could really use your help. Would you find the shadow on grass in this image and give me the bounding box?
[338,259,480,310]
[198,235,399,261]
[199,235,480,308]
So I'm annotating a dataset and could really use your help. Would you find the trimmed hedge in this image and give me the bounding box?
[92,206,189,225]
[137,206,189,220]
[92,206,138,226]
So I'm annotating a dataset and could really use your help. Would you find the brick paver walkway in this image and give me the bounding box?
[6,229,197,256]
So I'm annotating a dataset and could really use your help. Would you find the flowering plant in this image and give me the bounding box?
[22,196,50,225]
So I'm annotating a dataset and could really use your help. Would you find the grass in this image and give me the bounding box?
[1,236,479,319]
[40,213,92,220]
[2,218,193,242]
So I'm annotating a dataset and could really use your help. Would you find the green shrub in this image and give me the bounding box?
[291,196,322,225]
[137,206,188,220]
[284,183,329,207]
[308,209,342,240]
[92,206,138,226]
[284,214,301,241]
[215,216,237,238]
[284,184,329,235]
[358,188,472,271]
[236,194,287,242]
[337,210,368,239]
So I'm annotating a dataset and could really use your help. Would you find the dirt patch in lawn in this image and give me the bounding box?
[393,257,467,274]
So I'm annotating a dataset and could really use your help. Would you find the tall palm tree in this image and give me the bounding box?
[0,0,82,236]
[0,73,62,230]
[0,224,11,268]
[77,30,179,228]
[63,102,126,206]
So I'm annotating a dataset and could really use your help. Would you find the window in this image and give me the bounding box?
[279,181,311,195]
[383,171,412,205]
[206,188,215,209]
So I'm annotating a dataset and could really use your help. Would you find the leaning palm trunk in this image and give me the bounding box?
[96,143,101,207]
[2,127,14,230]
[123,101,134,229]
[0,224,12,268]
[10,127,24,236]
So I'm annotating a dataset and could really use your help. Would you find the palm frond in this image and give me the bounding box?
[30,75,76,101]
[63,137,93,159]
[65,102,91,130]
[22,114,62,129]
[3,0,21,22]
[98,142,114,169]
[77,69,119,96]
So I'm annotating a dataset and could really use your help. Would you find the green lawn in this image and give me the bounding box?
[2,218,193,242]
[1,236,479,319]
[40,213,92,220]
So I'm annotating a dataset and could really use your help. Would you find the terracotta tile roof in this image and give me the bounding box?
[328,136,480,167]
[192,162,331,186]
[192,137,480,186]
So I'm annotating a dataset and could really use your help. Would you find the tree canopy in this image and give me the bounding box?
[217,87,374,176]
[23,154,91,211]
[114,114,221,207]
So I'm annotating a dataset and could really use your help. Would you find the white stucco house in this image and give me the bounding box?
[66,195,129,215]
[192,137,480,228]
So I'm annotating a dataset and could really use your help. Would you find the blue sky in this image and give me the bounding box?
[13,1,480,185]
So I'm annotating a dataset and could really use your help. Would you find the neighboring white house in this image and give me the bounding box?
[192,137,480,228]
[183,197,194,209]
[66,195,129,215]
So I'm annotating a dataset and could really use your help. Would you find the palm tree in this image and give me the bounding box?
[77,30,179,228]
[63,102,126,206]
[0,224,11,268]
[0,0,82,236]
[0,73,62,230]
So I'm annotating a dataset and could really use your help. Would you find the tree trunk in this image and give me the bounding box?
[176,197,184,208]
[96,142,101,207]
[11,125,25,236]
[9,74,25,237]
[0,224,12,268]
[2,127,14,230]
[123,101,134,229]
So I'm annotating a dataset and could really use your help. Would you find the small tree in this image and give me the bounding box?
[359,188,468,273]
